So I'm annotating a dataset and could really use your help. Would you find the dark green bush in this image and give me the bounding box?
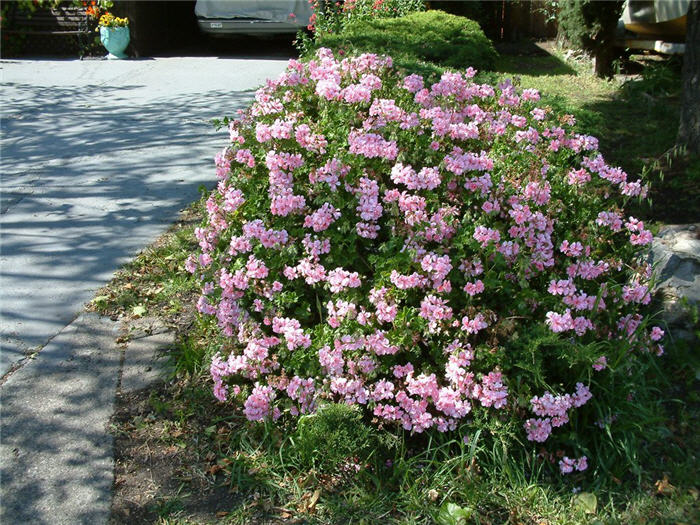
[309,10,498,79]
[292,403,376,474]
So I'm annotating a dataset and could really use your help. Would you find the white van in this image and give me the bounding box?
[618,0,690,54]
[195,0,313,37]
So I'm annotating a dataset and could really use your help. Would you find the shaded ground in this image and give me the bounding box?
[0,52,290,376]
[110,386,244,525]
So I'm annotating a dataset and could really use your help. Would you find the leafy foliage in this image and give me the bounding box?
[307,0,425,35]
[557,0,624,77]
[557,0,623,51]
[292,403,377,473]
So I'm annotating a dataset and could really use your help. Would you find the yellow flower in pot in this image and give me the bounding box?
[97,12,129,59]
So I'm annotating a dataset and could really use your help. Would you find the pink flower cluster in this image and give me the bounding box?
[559,455,588,474]
[304,202,341,232]
[190,49,660,473]
[525,383,592,442]
[391,163,442,190]
[348,130,398,160]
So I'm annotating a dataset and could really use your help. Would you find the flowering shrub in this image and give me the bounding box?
[188,48,663,469]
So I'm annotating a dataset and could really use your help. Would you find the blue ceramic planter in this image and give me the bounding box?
[100,26,130,59]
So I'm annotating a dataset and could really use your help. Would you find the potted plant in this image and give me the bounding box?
[97,11,129,59]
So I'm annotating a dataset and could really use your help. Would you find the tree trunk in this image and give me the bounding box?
[594,40,616,78]
[593,0,624,78]
[678,0,700,156]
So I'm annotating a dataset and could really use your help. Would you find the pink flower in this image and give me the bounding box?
[342,83,372,104]
[592,356,607,371]
[390,270,427,290]
[246,255,269,279]
[630,229,653,245]
[348,130,398,160]
[393,363,414,378]
[296,124,327,153]
[650,326,664,341]
[571,382,592,407]
[327,268,361,293]
[371,379,395,401]
[244,384,276,421]
[419,294,453,332]
[576,456,588,471]
[567,168,591,186]
[545,310,573,333]
[525,418,552,442]
[304,202,341,232]
[559,240,584,257]
[476,371,508,409]
[421,252,452,283]
[463,280,485,296]
[369,287,397,323]
[403,73,424,93]
[461,313,488,335]
[319,345,344,375]
[272,317,311,350]
[315,78,341,100]
[559,455,588,474]
[596,211,623,231]
[473,226,501,247]
[559,456,576,474]
[390,163,442,190]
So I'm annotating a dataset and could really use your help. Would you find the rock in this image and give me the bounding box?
[649,224,700,340]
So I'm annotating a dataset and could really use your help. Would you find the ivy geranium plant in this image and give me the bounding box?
[188,48,662,475]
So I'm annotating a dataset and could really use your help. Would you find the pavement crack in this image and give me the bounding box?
[0,192,30,215]
[0,312,81,387]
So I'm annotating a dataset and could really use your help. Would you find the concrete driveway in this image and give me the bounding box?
[1,55,289,376]
[0,52,290,523]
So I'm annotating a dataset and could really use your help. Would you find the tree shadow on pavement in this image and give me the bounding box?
[0,79,255,375]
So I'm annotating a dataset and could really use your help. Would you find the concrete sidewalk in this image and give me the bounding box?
[0,56,289,523]
[1,314,120,524]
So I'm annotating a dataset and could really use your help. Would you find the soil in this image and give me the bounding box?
[109,386,243,524]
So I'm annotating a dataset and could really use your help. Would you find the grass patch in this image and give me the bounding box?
[87,202,202,335]
[109,371,699,523]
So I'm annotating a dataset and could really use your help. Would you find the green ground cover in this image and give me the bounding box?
[99,21,699,525]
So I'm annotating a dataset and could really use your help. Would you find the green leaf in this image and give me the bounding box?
[572,492,597,514]
[132,304,147,317]
[437,502,473,525]
[91,295,109,304]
